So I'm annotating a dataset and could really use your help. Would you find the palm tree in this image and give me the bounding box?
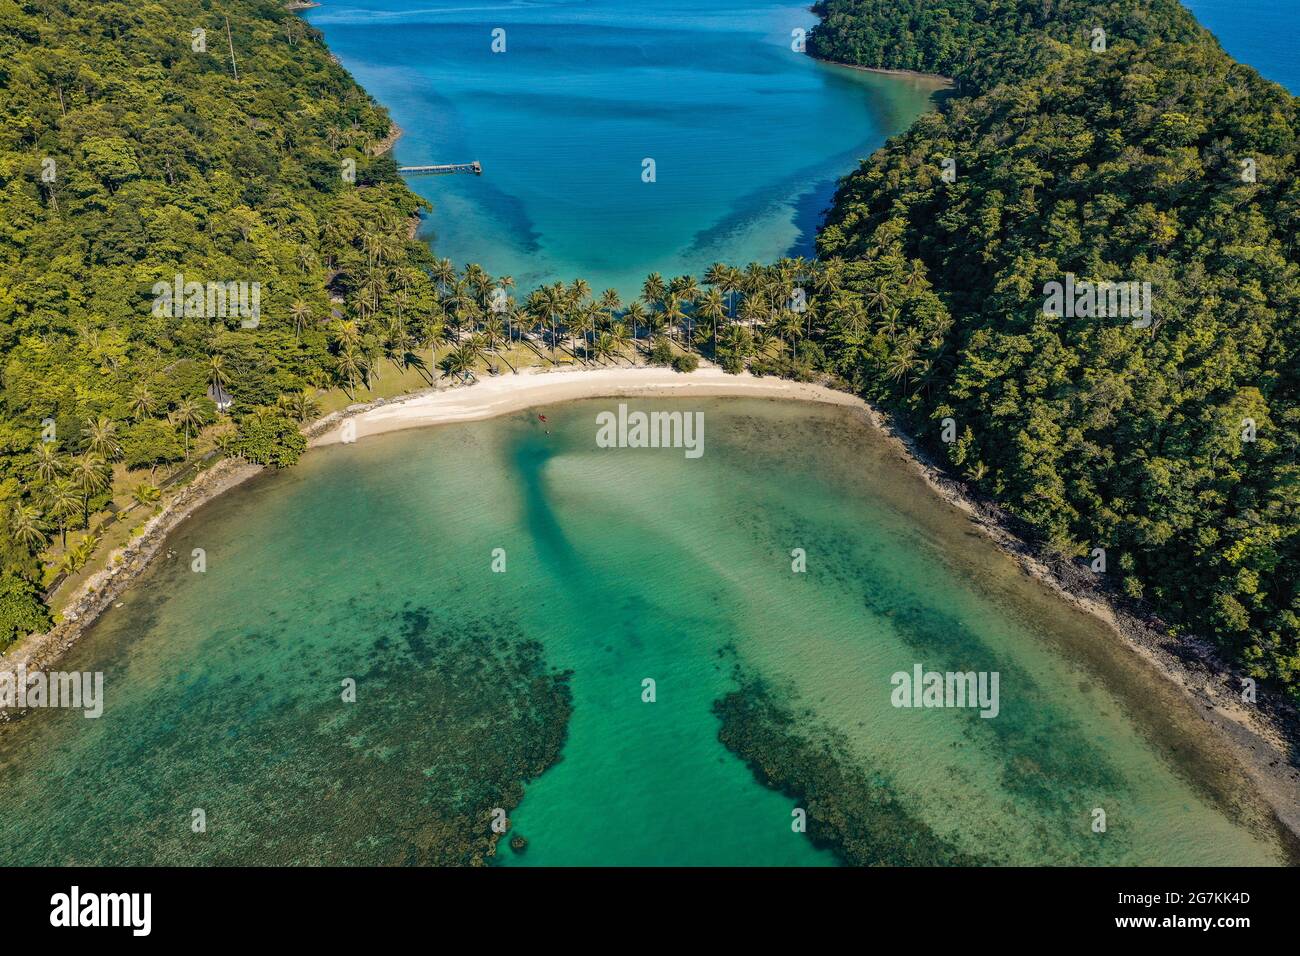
[132,483,162,506]
[641,303,667,347]
[813,258,845,299]
[623,301,647,356]
[662,294,686,350]
[641,272,666,312]
[671,276,701,348]
[739,293,767,331]
[43,479,79,548]
[431,257,456,296]
[362,341,383,387]
[208,354,229,396]
[902,259,927,292]
[703,262,729,295]
[539,283,569,363]
[878,306,903,337]
[333,319,361,353]
[9,504,47,552]
[722,265,744,319]
[742,262,768,303]
[462,333,488,367]
[717,323,753,367]
[829,295,869,341]
[480,314,515,371]
[278,390,322,423]
[776,308,804,352]
[515,301,543,357]
[497,274,516,308]
[352,278,378,324]
[426,316,454,368]
[569,278,591,310]
[290,299,313,338]
[447,280,477,335]
[61,532,99,575]
[361,230,385,272]
[753,325,778,359]
[864,277,893,317]
[886,346,918,387]
[497,294,519,346]
[30,443,63,484]
[464,263,492,308]
[608,322,633,364]
[82,417,122,461]
[439,342,478,383]
[670,274,700,305]
[597,288,622,326]
[130,384,157,421]
[70,453,111,525]
[697,288,726,353]
[170,399,206,459]
[568,304,596,362]
[589,330,616,365]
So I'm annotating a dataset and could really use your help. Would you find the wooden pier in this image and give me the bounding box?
[397,161,482,176]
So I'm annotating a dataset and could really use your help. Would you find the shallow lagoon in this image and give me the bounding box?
[0,400,1287,865]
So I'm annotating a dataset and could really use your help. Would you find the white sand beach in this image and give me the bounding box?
[310,366,862,446]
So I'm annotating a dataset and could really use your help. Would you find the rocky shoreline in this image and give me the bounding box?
[849,398,1300,849]
[0,457,263,716]
[372,121,402,157]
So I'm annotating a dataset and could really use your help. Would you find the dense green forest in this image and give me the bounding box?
[0,0,434,640]
[808,0,1209,93]
[807,0,1300,699]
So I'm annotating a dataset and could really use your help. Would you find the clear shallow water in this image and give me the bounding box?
[0,400,1288,865]
[1183,0,1300,93]
[303,0,943,296]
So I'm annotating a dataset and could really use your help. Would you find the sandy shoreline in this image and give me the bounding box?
[0,457,263,706]
[311,366,860,446]
[819,58,954,87]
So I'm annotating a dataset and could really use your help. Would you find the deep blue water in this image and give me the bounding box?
[304,0,943,296]
[1183,0,1300,92]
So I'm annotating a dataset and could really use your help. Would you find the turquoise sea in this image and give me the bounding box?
[0,401,1289,864]
[304,0,944,296]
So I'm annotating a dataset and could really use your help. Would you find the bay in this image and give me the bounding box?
[304,0,944,295]
[0,401,1287,865]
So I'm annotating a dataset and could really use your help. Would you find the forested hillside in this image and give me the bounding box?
[809,0,1300,696]
[809,0,1209,92]
[0,0,435,640]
